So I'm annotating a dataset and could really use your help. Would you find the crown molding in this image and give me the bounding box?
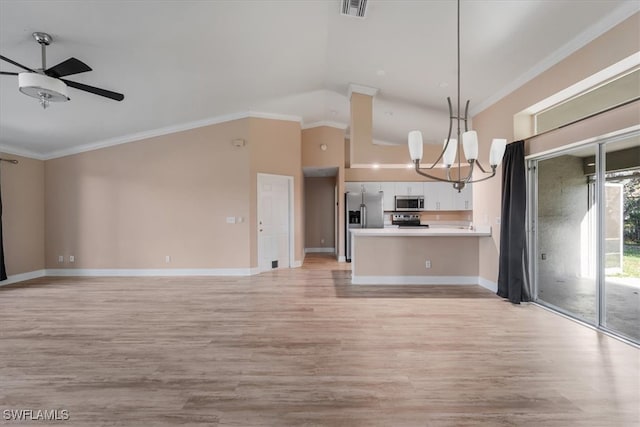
[302,120,348,130]
[0,144,46,161]
[348,83,379,99]
[469,1,640,117]
[39,111,302,160]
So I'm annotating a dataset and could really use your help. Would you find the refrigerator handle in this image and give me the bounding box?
[360,204,366,228]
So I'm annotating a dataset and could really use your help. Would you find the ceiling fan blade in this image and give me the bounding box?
[45,57,92,78]
[0,71,19,76]
[60,78,124,101]
[0,55,36,73]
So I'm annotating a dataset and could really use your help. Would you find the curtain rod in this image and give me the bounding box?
[522,96,640,142]
[0,158,19,164]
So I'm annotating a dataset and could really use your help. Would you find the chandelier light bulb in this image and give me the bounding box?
[443,138,457,167]
[490,139,507,167]
[462,131,478,161]
[408,131,424,161]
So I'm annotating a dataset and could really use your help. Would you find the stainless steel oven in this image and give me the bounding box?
[394,195,424,211]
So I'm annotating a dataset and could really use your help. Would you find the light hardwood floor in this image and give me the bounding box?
[1,254,638,426]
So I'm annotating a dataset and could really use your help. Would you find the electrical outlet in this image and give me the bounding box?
[165,255,171,263]
[425,260,431,269]
[496,217,501,224]
[58,255,64,263]
[69,255,75,263]
[320,238,325,244]
[541,253,547,260]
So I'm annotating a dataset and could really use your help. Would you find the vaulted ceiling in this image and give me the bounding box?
[0,0,637,159]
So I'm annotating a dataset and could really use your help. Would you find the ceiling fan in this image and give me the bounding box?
[0,32,124,108]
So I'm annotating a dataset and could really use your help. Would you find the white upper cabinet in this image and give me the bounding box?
[394,182,424,196]
[424,182,453,210]
[362,182,383,194]
[453,184,473,210]
[345,182,363,193]
[345,181,472,211]
[380,182,396,211]
[345,182,384,193]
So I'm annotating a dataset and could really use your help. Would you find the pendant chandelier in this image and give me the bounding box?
[407,0,507,191]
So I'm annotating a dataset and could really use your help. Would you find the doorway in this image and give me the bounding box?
[257,173,294,272]
[530,130,640,344]
[302,167,339,258]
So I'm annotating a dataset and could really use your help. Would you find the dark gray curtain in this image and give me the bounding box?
[0,166,6,281]
[497,140,530,304]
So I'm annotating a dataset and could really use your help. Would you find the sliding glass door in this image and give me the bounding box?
[531,131,640,344]
[602,138,640,342]
[534,145,598,324]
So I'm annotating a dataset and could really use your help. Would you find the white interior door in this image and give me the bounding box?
[258,174,291,272]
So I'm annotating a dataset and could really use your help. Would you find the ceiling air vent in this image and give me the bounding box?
[341,0,367,18]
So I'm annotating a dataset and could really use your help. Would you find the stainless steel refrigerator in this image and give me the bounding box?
[345,191,384,262]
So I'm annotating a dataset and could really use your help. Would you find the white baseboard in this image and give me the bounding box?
[45,268,258,277]
[351,275,481,285]
[292,260,303,268]
[304,248,335,253]
[338,256,346,262]
[0,269,46,286]
[478,277,498,292]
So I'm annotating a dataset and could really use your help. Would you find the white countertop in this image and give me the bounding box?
[351,225,491,237]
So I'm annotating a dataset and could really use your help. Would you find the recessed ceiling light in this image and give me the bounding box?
[372,163,380,169]
[377,70,386,76]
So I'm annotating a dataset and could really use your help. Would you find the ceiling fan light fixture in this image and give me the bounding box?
[18,72,69,108]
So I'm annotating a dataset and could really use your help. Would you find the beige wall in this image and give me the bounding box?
[472,12,640,283]
[353,236,479,277]
[302,126,346,258]
[349,92,459,166]
[345,167,454,182]
[304,177,336,250]
[46,117,305,270]
[1,154,45,275]
[45,119,252,269]
[249,118,303,266]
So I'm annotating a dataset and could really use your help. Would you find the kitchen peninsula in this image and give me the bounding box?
[350,226,491,285]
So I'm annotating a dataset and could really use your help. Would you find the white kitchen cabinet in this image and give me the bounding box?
[453,184,473,210]
[345,182,363,193]
[423,182,454,210]
[345,182,384,194]
[424,182,473,211]
[394,182,424,196]
[380,182,395,211]
[346,181,471,211]
[362,182,383,193]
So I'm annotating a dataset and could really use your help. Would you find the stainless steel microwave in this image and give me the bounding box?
[395,195,424,211]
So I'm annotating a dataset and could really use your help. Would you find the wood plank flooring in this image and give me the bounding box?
[0,253,638,426]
